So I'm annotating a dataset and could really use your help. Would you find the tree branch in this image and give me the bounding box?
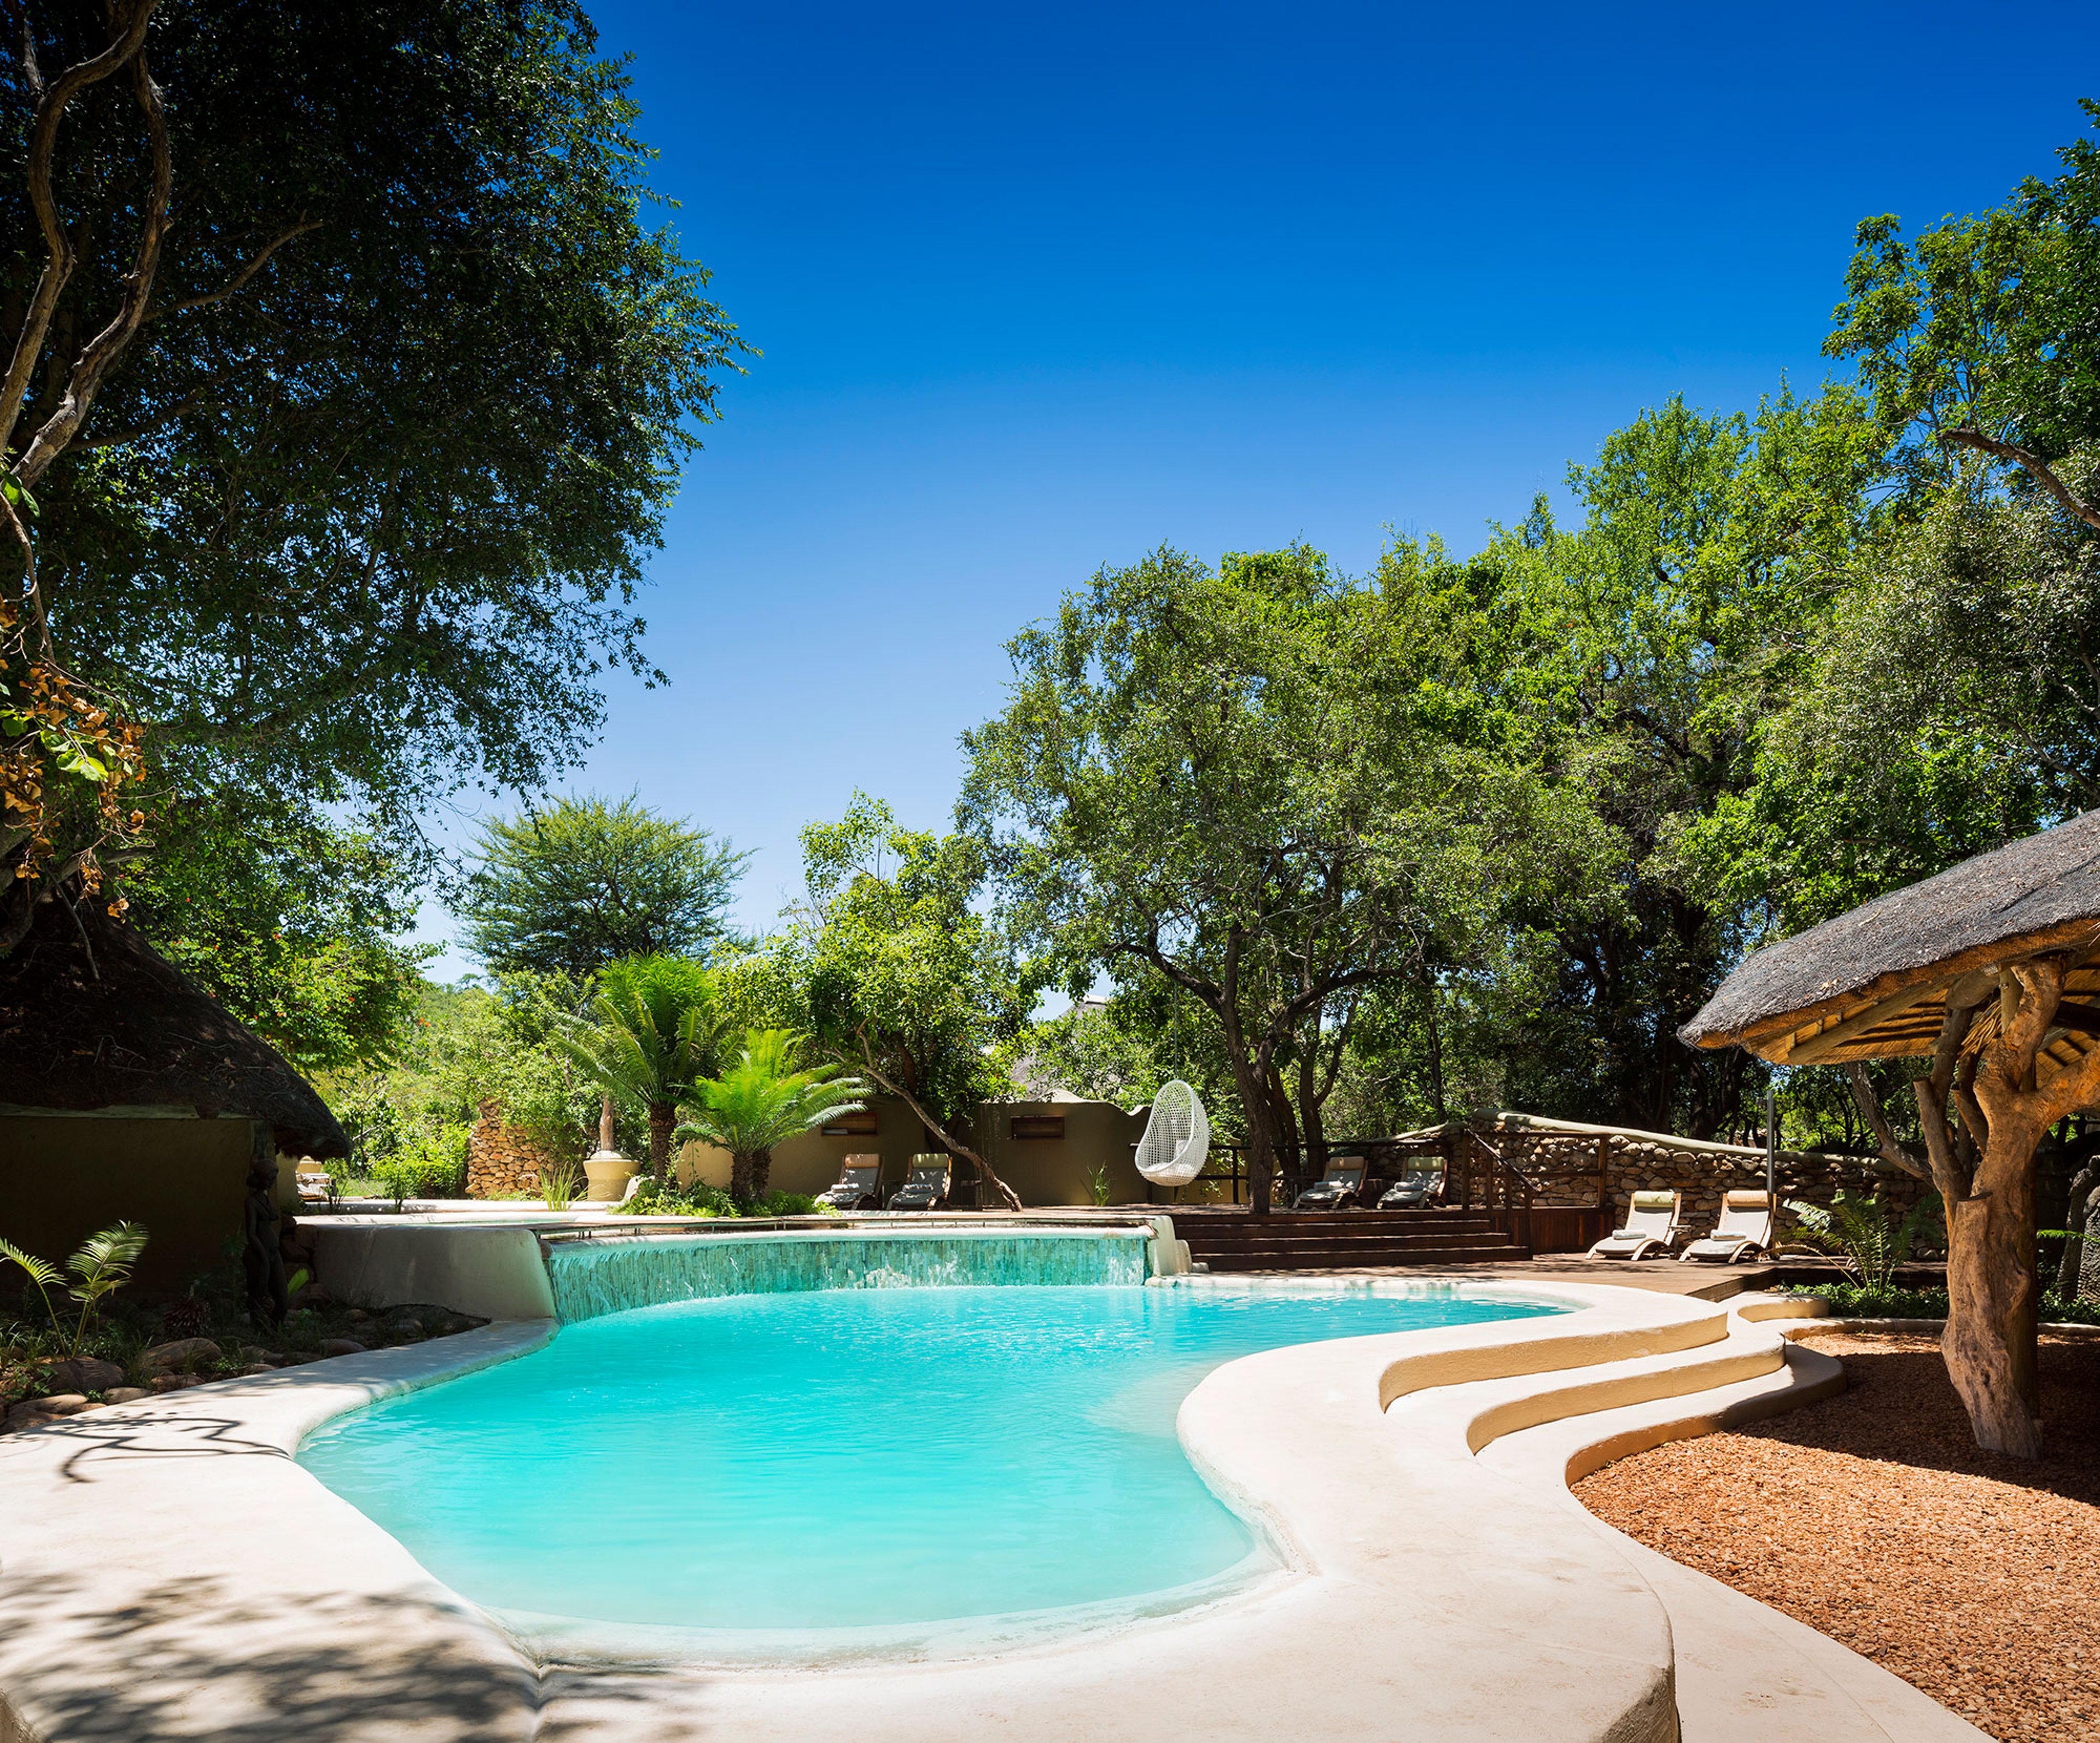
[1846,1061,1928,1181]
[15,27,173,487]
[1939,427,2100,533]
[0,1,160,461]
[147,219,320,321]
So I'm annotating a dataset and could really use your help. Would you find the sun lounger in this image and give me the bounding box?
[815,1153,884,1211]
[1378,1167,1443,1209]
[1586,1190,1683,1260]
[886,1154,951,1211]
[1294,1156,1369,1210]
[1679,1190,1777,1263]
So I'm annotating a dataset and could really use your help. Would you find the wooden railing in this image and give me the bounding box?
[1452,1127,1536,1252]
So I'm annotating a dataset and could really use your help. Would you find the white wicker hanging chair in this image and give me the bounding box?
[1134,1080,1210,1187]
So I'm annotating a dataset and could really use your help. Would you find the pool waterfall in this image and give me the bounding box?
[544,1225,1155,1322]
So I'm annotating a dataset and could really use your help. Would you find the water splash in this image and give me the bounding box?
[546,1228,1151,1323]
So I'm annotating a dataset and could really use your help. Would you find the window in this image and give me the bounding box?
[1009,1115,1066,1141]
[820,1110,880,1138]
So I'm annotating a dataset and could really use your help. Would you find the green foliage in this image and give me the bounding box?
[121,800,433,1073]
[675,1028,866,1200]
[732,794,1036,1199]
[460,795,749,980]
[1783,1190,1943,1293]
[0,1223,148,1358]
[537,1156,584,1211]
[322,978,606,1184]
[1784,1283,2100,1328]
[8,0,745,936]
[560,954,727,1174]
[626,1175,740,1217]
[1004,999,1173,1107]
[1825,101,2100,483]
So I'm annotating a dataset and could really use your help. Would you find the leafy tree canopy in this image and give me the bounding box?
[459,792,748,981]
[724,792,1039,1209]
[3,0,744,945]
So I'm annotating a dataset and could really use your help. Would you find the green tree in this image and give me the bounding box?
[1471,386,1884,1135]
[560,955,726,1178]
[961,545,1532,1211]
[2,0,745,949]
[122,797,430,1072]
[676,1028,867,1202]
[460,794,749,981]
[731,794,1039,1210]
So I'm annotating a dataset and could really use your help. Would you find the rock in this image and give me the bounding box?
[386,1319,423,1339]
[343,1307,370,1322]
[239,1363,274,1376]
[143,1337,223,1372]
[30,1394,90,1416]
[104,1386,151,1405]
[148,1373,201,1394]
[40,1356,126,1392]
[319,1337,368,1357]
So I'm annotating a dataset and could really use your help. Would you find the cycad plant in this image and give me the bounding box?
[561,956,726,1179]
[1784,1190,1942,1293]
[677,1028,869,1202]
[0,1222,149,1357]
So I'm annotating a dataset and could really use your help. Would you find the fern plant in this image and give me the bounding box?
[1784,1190,1940,1292]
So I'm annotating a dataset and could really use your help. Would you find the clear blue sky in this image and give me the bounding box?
[419,0,2100,975]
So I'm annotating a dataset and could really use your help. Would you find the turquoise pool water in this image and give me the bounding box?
[299,1283,1565,1644]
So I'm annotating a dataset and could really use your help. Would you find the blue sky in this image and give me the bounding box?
[420,0,2100,975]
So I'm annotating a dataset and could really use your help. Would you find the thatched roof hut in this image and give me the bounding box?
[0,896,347,1157]
[1681,809,2100,1071]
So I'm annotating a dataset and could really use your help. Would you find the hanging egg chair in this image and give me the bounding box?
[1134,1079,1210,1187]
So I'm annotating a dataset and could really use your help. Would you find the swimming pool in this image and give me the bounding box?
[298,1281,1568,1658]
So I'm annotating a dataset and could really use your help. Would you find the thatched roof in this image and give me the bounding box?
[1682,811,2100,1066]
[0,895,348,1157]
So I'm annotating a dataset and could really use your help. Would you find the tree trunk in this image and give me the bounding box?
[1299,1038,1331,1179]
[730,1150,758,1201]
[2060,1163,2098,1298]
[1422,973,1448,1124]
[752,1147,773,1198]
[1943,1138,2043,1459]
[648,1101,675,1180]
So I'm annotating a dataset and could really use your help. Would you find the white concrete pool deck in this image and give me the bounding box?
[0,1281,1984,1742]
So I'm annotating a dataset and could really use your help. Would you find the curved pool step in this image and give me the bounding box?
[1472,1297,1988,1743]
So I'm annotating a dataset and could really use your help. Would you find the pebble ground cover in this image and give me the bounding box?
[1577,1330,2100,1743]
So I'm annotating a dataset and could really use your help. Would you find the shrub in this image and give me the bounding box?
[626,1176,739,1218]
[1783,1282,2100,1327]
[1783,1189,1941,1291]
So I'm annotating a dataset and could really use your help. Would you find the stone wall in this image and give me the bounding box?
[1487,1121,1929,1238]
[466,1100,568,1199]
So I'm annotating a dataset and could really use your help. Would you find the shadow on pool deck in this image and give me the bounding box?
[0,1564,717,1743]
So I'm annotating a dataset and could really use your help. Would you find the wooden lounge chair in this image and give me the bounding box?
[886,1154,951,1211]
[815,1153,884,1211]
[1679,1190,1776,1263]
[1586,1190,1683,1261]
[1294,1156,1369,1210]
[1378,1167,1443,1208]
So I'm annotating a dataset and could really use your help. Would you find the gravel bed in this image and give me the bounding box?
[1574,1331,2099,1743]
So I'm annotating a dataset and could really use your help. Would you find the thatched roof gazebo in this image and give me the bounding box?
[0,897,345,1314]
[1683,811,2100,1458]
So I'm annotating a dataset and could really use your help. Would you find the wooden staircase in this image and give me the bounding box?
[1171,1208,1531,1272]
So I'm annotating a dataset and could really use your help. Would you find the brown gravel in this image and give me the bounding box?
[1574,1332,2100,1743]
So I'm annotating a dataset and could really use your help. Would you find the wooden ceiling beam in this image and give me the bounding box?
[1783,980,1950,1065]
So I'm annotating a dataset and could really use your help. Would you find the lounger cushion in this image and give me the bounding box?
[1722,1190,1774,1209]
[1629,1191,1676,1212]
